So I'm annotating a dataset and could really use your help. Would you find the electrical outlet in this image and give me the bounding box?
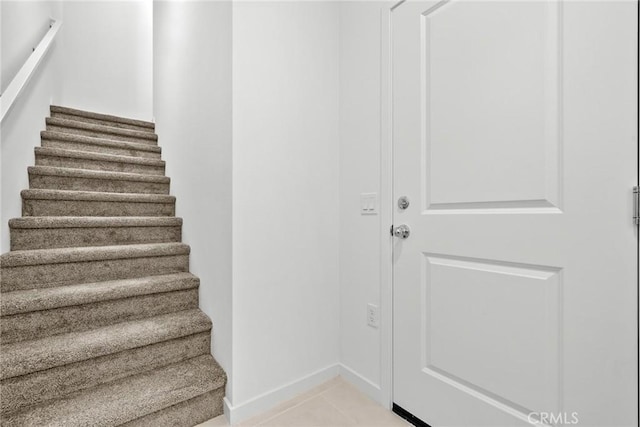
[367,303,379,328]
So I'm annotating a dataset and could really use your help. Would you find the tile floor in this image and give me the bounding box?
[197,377,410,427]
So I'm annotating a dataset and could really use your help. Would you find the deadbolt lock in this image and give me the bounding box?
[398,196,410,210]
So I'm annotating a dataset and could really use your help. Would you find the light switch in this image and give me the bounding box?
[360,193,378,215]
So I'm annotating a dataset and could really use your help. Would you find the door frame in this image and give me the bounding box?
[379,0,404,411]
[378,0,640,418]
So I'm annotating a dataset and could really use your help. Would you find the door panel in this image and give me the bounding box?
[425,254,561,413]
[423,1,561,210]
[392,1,638,426]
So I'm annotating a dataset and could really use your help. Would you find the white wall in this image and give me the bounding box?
[338,0,387,394]
[58,0,153,121]
[231,0,340,417]
[1,1,63,252]
[153,0,233,391]
[0,1,62,93]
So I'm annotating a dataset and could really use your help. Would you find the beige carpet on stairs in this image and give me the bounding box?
[0,105,227,426]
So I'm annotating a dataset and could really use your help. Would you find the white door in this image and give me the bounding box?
[392,1,638,426]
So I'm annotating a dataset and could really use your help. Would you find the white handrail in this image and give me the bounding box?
[0,19,62,124]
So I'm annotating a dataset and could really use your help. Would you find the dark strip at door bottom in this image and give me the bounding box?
[392,403,432,427]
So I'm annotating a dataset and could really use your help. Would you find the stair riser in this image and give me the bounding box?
[50,112,155,134]
[10,225,182,250]
[46,124,157,145]
[0,332,210,415]
[41,139,161,159]
[1,254,189,291]
[35,153,165,176]
[123,389,224,427]
[1,289,198,344]
[29,174,170,195]
[22,199,175,217]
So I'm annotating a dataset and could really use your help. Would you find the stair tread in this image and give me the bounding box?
[1,309,211,380]
[28,166,170,183]
[21,189,175,203]
[4,355,223,426]
[35,147,165,166]
[1,242,189,268]
[46,117,158,141]
[41,131,161,153]
[9,216,182,229]
[1,272,199,316]
[50,105,155,130]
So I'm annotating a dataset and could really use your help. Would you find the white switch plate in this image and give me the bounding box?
[367,303,379,328]
[360,193,378,215]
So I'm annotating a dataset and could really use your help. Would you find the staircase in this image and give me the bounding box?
[0,106,226,426]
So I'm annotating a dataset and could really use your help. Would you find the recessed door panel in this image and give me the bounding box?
[422,1,561,211]
[424,254,561,414]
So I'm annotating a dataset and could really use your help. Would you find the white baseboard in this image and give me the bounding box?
[223,363,385,425]
[338,363,385,408]
[224,364,340,425]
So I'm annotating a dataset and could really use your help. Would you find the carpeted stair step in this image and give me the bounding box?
[41,131,162,159]
[9,217,182,250]
[46,117,158,145]
[1,333,212,416]
[28,166,171,195]
[21,189,175,217]
[121,388,224,427]
[0,309,211,380]
[1,273,200,344]
[35,147,165,175]
[1,242,190,291]
[0,312,217,417]
[2,355,225,427]
[50,105,156,134]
